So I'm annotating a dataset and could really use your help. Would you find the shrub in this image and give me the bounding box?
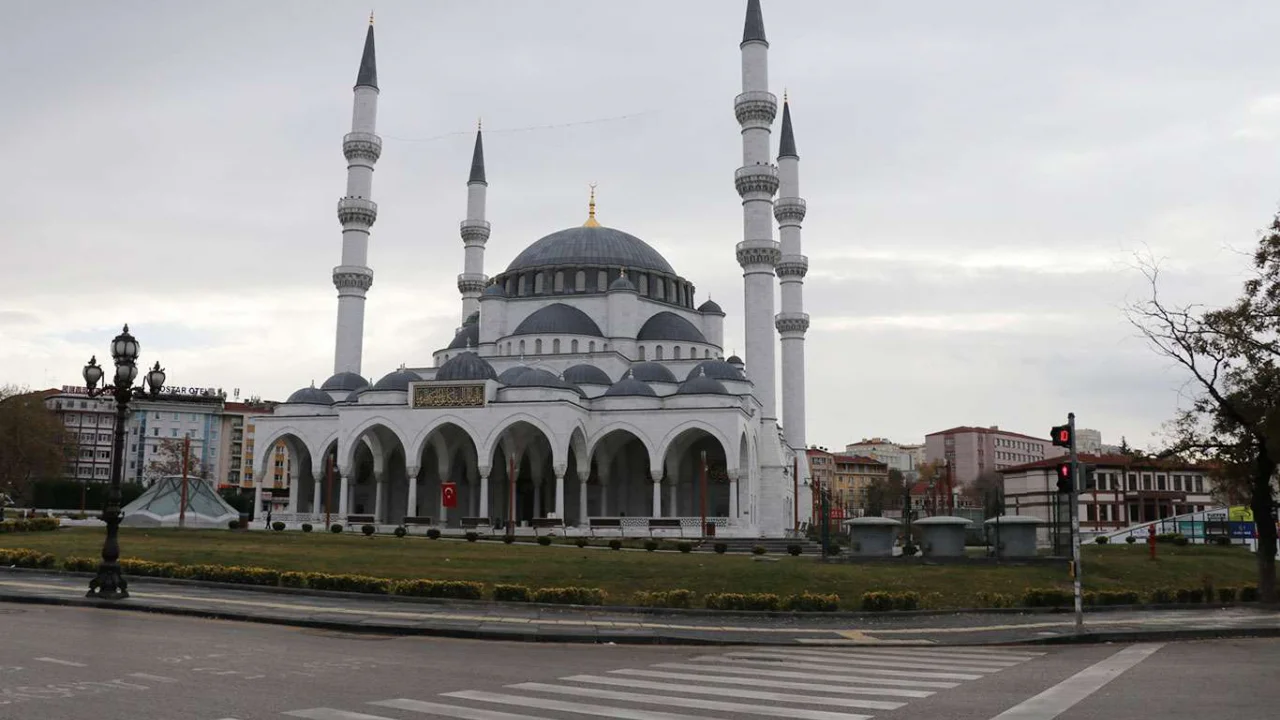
[860,591,920,611]
[502,535,514,544]
[537,536,552,546]
[303,572,389,594]
[1094,590,1141,606]
[902,544,919,556]
[272,521,286,532]
[0,517,60,533]
[1021,587,1074,607]
[976,591,1015,608]
[330,524,343,534]
[391,579,484,600]
[644,540,659,552]
[393,526,407,538]
[1125,535,1137,544]
[751,545,767,555]
[280,571,308,588]
[61,556,98,572]
[183,564,280,586]
[1240,585,1260,602]
[633,589,695,609]
[677,541,693,553]
[1094,536,1109,544]
[786,544,803,556]
[1173,536,1190,547]
[783,592,839,612]
[301,523,313,533]
[531,586,606,606]
[1149,587,1177,604]
[1155,532,1184,544]
[713,542,727,554]
[361,524,376,537]
[427,528,441,540]
[608,539,622,551]
[1218,587,1238,603]
[0,548,56,569]
[1175,587,1205,604]
[493,584,531,602]
[465,531,479,542]
[574,538,588,548]
[705,592,781,611]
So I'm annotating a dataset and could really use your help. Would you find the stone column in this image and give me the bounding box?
[667,480,678,517]
[406,465,419,519]
[311,479,322,515]
[478,466,490,519]
[338,473,349,516]
[287,473,298,513]
[253,480,263,516]
[651,472,663,518]
[729,470,740,519]
[554,466,566,520]
[578,478,589,526]
[374,470,385,523]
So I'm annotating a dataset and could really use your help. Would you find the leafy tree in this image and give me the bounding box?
[864,469,906,517]
[1127,214,1280,602]
[145,437,207,484]
[0,386,67,504]
[964,470,1005,518]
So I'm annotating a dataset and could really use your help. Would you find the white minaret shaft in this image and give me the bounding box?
[735,0,780,421]
[775,98,809,449]
[333,20,381,375]
[458,127,489,323]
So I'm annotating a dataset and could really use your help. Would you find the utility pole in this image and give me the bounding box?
[178,434,190,529]
[324,452,333,532]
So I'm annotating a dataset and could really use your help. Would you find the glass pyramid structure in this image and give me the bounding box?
[120,475,241,528]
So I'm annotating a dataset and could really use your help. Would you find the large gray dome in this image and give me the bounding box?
[505,226,675,275]
[436,352,498,381]
[637,312,707,343]
[512,303,603,336]
[562,364,612,385]
[372,369,422,391]
[628,361,677,384]
[286,386,334,405]
[320,372,369,392]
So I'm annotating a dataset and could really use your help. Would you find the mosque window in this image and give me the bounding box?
[553,339,561,354]
[656,345,664,360]
[704,349,711,358]
[517,275,527,296]
[674,346,682,360]
[519,340,526,355]
[639,346,646,361]
[602,342,608,351]
[588,341,595,352]
[639,274,648,295]
[506,278,515,295]
[597,270,607,291]
[571,339,579,353]
[654,280,665,300]
[575,271,586,292]
[554,272,564,293]
[534,273,545,294]
[535,339,543,354]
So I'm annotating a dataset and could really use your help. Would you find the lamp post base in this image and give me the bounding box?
[86,562,129,600]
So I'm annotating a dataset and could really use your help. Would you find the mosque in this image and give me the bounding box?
[252,0,813,538]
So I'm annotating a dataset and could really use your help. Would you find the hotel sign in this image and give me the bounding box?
[411,383,486,409]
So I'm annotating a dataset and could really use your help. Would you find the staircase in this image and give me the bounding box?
[706,537,826,555]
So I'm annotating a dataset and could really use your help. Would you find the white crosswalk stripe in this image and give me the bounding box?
[283,645,1042,720]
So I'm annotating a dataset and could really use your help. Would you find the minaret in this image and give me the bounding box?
[734,0,780,421]
[332,16,381,375]
[458,123,490,323]
[775,96,809,449]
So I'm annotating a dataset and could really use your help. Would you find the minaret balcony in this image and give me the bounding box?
[343,132,383,163]
[735,164,779,197]
[333,265,374,294]
[774,197,807,225]
[736,239,781,269]
[457,273,487,294]
[775,312,811,335]
[734,90,778,126]
[459,219,492,244]
[775,254,809,279]
[337,196,378,226]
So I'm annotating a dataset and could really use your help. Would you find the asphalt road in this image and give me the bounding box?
[0,602,1277,720]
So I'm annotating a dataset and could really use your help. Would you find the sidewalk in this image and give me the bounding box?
[2,568,1279,646]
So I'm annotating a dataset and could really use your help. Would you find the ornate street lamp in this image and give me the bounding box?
[82,324,166,600]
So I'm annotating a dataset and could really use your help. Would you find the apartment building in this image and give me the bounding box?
[925,425,1067,487]
[844,438,925,476]
[217,401,279,492]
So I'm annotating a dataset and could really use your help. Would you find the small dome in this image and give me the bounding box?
[637,312,707,343]
[482,283,506,297]
[727,355,744,366]
[497,366,533,384]
[609,274,637,292]
[697,298,724,314]
[512,303,603,337]
[689,359,744,381]
[463,311,479,326]
[562,364,612,385]
[505,368,577,393]
[321,372,369,392]
[628,361,677,384]
[604,377,657,397]
[436,352,498,381]
[447,323,480,350]
[286,386,334,405]
[677,370,730,395]
[341,387,369,404]
[372,369,422,391]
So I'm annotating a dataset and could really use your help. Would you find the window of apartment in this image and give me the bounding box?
[1156,474,1166,491]
[64,414,76,425]
[170,429,178,437]
[154,412,160,419]
[129,461,135,470]
[1173,476,1182,492]
[98,434,109,442]
[1127,473,1137,490]
[79,401,87,409]
[1086,505,1096,522]
[102,416,112,427]
[79,449,91,458]
[95,467,109,477]
[1142,474,1152,490]
[1194,476,1204,493]
[97,450,108,459]
[152,428,159,437]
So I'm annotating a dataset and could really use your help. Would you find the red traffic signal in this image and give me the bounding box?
[1056,462,1073,493]
[1050,424,1072,449]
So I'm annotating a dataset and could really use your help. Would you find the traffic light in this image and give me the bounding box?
[1056,462,1073,494]
[1051,424,1073,449]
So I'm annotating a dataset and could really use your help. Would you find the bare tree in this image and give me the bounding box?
[1127,217,1280,603]
[145,437,207,485]
[0,385,67,504]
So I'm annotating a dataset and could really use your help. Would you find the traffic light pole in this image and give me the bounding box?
[1069,412,1083,632]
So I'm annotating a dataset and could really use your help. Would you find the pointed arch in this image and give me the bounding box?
[342,415,410,473]
[585,421,657,469]
[481,412,564,469]
[656,420,735,475]
[407,414,485,470]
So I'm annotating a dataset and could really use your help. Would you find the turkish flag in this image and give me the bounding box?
[441,482,458,508]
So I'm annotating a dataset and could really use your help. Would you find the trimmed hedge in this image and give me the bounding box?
[633,589,695,608]
[531,586,607,605]
[860,591,920,611]
[706,592,781,611]
[1022,587,1074,607]
[783,592,839,612]
[0,518,61,533]
[0,548,57,568]
[391,579,484,600]
[493,584,531,602]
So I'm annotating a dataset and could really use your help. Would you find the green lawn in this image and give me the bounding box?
[0,528,1260,609]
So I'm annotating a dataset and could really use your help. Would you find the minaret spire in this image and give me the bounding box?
[458,124,491,323]
[742,0,768,46]
[583,183,601,227]
[333,19,383,375]
[775,95,809,452]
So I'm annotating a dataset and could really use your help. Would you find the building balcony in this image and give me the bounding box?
[733,90,777,126]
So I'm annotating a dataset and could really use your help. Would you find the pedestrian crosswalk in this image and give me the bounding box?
[274,645,1045,720]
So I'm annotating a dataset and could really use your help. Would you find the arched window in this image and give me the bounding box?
[517,275,527,296]
[674,346,682,359]
[518,339,525,355]
[534,273,545,294]
[597,270,608,291]
[689,346,696,358]
[704,349,710,358]
[552,338,561,354]
[575,270,586,292]
[506,278,515,296]
[554,272,564,293]
[638,346,646,361]
[588,341,595,352]
[535,339,543,354]
[571,339,579,353]
[654,279,665,300]
[656,345,664,360]
[639,274,648,296]
[602,342,608,351]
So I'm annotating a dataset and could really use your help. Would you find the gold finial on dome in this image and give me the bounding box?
[369,10,375,25]
[583,183,601,227]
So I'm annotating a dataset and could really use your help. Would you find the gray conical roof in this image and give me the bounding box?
[469,129,486,184]
[121,476,240,528]
[742,0,768,46]
[778,100,798,159]
[355,24,377,89]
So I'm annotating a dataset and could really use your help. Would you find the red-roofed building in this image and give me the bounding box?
[925,425,1067,489]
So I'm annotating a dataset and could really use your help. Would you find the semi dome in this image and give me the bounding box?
[436,351,498,381]
[482,283,506,297]
[286,386,334,405]
[512,303,603,336]
[604,377,657,397]
[677,371,730,395]
[697,299,724,314]
[689,359,744,381]
[727,354,744,366]
[637,312,707,343]
[320,372,369,392]
[447,323,479,350]
[498,366,533,384]
[562,364,612,385]
[463,311,479,326]
[628,361,677,384]
[505,368,579,393]
[609,273,637,292]
[505,225,675,276]
[372,369,422,391]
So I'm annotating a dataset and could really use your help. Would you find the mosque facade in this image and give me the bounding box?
[253,0,813,538]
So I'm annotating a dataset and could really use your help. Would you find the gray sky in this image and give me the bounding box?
[3,0,1277,453]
